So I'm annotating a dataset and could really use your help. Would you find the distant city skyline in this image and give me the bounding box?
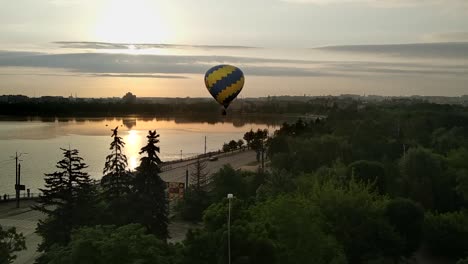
[1,0,468,97]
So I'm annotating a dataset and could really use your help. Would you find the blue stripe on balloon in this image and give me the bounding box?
[210,68,244,98]
[204,65,226,79]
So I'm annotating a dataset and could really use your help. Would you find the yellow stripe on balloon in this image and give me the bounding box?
[205,65,237,89]
[216,77,245,104]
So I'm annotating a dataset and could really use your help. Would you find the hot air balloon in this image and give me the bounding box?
[204,65,244,115]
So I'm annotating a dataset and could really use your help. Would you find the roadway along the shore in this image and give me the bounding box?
[160,150,257,183]
[0,200,44,264]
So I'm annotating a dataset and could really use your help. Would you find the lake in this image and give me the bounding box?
[0,115,285,195]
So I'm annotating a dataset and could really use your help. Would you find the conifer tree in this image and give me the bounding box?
[33,148,95,252]
[101,127,132,225]
[101,127,130,199]
[190,158,209,190]
[133,130,169,240]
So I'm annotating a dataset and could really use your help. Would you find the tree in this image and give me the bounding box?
[222,143,230,152]
[385,198,424,257]
[102,127,130,199]
[256,169,295,200]
[190,158,209,190]
[228,140,238,151]
[0,225,26,264]
[399,147,444,209]
[184,199,278,264]
[133,130,169,240]
[122,92,136,104]
[251,129,269,163]
[177,158,211,222]
[33,148,96,252]
[243,129,255,149]
[302,179,404,263]
[347,160,386,193]
[423,211,468,260]
[211,165,247,201]
[37,224,175,264]
[101,127,132,225]
[252,195,346,264]
[237,139,245,150]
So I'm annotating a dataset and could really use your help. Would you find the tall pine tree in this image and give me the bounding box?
[101,127,132,225]
[133,130,169,240]
[190,158,209,190]
[33,148,96,252]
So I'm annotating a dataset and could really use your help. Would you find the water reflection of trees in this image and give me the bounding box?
[0,114,294,127]
[122,118,137,129]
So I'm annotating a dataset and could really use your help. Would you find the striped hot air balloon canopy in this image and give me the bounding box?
[204,65,245,112]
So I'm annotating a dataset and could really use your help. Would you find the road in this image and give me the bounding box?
[160,150,257,183]
[0,200,43,264]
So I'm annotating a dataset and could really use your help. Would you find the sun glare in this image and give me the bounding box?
[94,0,171,44]
[125,129,140,171]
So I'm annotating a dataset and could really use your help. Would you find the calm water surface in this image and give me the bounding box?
[0,116,283,195]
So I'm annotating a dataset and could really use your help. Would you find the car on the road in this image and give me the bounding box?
[208,156,218,161]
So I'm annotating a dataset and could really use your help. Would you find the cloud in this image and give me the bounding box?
[0,49,466,78]
[53,41,259,50]
[423,32,468,42]
[89,73,188,79]
[315,42,468,59]
[281,0,468,8]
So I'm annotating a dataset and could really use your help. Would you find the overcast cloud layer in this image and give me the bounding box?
[1,42,467,79]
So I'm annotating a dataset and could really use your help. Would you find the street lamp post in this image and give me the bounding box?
[227,193,233,264]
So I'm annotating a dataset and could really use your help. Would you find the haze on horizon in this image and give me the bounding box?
[1,0,468,98]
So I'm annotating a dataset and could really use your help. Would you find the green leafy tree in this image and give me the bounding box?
[347,160,386,193]
[237,139,244,150]
[101,127,132,226]
[222,143,230,152]
[423,211,468,260]
[211,165,247,201]
[253,196,347,264]
[228,140,238,151]
[243,130,255,149]
[0,225,26,264]
[37,224,175,264]
[399,147,443,209]
[303,179,404,263]
[256,169,295,200]
[385,198,424,257]
[184,199,277,264]
[133,130,169,240]
[34,148,96,252]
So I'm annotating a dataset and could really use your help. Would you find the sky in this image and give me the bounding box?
[0,0,468,97]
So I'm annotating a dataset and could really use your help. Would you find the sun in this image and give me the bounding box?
[94,0,171,44]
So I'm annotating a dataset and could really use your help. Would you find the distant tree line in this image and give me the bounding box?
[0,96,434,117]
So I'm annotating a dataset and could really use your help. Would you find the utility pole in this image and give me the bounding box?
[204,136,207,155]
[227,194,234,264]
[12,152,27,208]
[16,163,21,208]
[180,150,183,161]
[185,167,189,191]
